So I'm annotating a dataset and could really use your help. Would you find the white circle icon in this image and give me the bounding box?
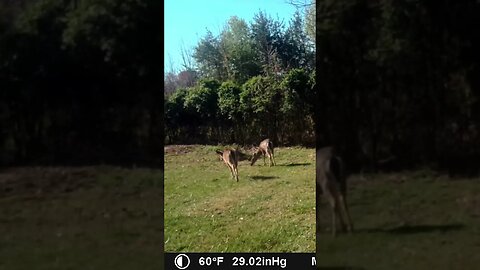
[174,254,190,269]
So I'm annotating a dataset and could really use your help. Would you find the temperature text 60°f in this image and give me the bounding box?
[199,256,224,266]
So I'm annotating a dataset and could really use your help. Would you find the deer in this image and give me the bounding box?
[250,138,276,167]
[316,146,353,237]
[216,149,239,182]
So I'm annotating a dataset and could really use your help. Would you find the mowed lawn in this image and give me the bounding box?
[164,145,315,252]
[317,171,480,269]
[0,166,164,270]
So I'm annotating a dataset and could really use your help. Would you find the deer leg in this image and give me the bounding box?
[325,172,344,236]
[228,164,235,179]
[331,202,338,237]
[263,153,266,166]
[233,165,239,182]
[272,151,276,166]
[331,195,346,233]
[325,192,337,237]
[338,211,347,234]
[223,161,231,176]
[267,153,272,167]
[338,195,354,232]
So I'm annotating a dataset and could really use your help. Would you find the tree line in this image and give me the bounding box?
[315,0,480,175]
[164,10,316,146]
[0,0,161,166]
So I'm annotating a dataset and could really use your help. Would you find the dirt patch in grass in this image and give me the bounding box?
[165,144,253,161]
[164,145,198,155]
[0,167,97,198]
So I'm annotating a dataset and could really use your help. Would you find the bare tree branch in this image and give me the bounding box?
[165,53,177,75]
[285,0,313,9]
[180,40,195,71]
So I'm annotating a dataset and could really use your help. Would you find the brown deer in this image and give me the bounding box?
[316,146,353,237]
[216,149,239,182]
[251,139,276,166]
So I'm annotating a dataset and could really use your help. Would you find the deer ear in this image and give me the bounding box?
[215,150,223,155]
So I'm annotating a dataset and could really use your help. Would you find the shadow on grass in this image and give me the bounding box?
[359,223,465,234]
[279,162,311,167]
[250,175,279,181]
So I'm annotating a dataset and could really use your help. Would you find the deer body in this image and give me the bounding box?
[316,146,353,236]
[251,139,276,166]
[216,149,239,182]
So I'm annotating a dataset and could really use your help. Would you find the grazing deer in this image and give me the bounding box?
[216,149,239,182]
[251,139,276,167]
[316,146,353,237]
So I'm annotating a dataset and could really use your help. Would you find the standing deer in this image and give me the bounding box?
[251,138,276,166]
[316,146,353,237]
[216,149,239,182]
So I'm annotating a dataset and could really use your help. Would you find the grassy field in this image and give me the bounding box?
[164,145,315,252]
[317,170,480,269]
[0,166,164,270]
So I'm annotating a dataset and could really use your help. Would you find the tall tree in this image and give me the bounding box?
[220,16,260,83]
[193,30,225,80]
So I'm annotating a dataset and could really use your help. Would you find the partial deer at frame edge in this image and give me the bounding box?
[316,146,354,237]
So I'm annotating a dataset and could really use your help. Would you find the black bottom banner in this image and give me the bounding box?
[165,253,316,270]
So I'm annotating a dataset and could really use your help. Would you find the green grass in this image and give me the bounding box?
[164,145,315,252]
[317,170,480,269]
[0,166,164,270]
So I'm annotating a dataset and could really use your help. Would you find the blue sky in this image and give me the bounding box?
[164,0,304,73]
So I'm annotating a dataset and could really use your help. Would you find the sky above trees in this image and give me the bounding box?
[164,0,304,72]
